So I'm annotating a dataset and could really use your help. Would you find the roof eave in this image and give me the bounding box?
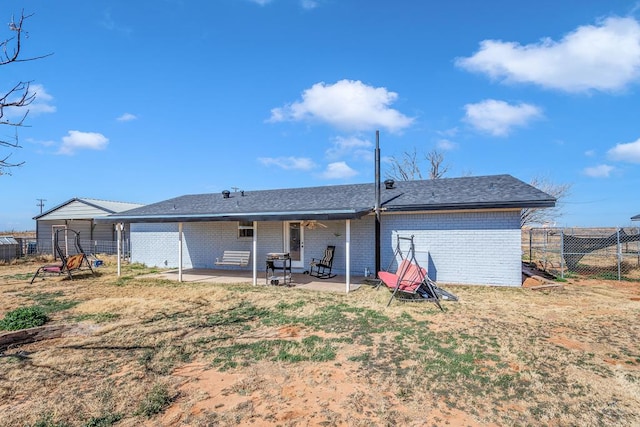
[96,208,372,224]
[384,200,556,212]
[32,198,126,220]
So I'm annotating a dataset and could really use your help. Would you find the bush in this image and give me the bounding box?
[136,383,172,418]
[0,306,49,331]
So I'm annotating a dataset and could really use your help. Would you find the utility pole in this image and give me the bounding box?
[36,199,46,214]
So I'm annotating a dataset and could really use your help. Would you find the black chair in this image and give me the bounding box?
[309,245,336,279]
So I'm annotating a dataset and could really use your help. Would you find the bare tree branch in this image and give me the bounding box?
[0,80,35,124]
[386,148,449,181]
[427,149,449,179]
[521,176,571,227]
[0,11,50,65]
[1,10,48,175]
[387,148,423,181]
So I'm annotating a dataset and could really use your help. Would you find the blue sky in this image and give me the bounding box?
[2,0,640,230]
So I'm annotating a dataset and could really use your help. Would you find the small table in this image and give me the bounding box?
[266,253,291,286]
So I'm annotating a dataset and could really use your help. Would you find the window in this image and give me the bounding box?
[238,221,254,238]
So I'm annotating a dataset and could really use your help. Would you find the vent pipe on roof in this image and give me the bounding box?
[222,190,231,199]
[374,130,381,277]
[384,179,395,189]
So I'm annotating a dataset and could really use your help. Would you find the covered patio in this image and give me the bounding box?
[143,268,368,293]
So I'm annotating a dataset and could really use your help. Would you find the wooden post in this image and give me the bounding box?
[116,223,122,277]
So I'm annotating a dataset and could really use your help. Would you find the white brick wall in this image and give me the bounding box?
[131,223,187,268]
[130,209,523,286]
[300,217,373,276]
[381,210,522,286]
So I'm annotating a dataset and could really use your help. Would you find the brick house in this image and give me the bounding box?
[101,174,555,288]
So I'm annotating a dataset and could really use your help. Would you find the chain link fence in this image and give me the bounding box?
[35,239,130,258]
[524,227,640,280]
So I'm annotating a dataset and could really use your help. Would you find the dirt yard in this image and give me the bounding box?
[0,257,638,426]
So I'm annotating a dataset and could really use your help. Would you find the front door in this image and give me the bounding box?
[285,222,304,269]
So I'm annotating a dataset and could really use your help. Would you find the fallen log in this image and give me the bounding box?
[0,324,75,351]
[529,283,565,291]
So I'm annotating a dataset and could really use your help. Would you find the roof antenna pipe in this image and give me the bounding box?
[374,130,381,277]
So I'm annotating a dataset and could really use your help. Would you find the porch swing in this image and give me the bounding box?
[30,229,96,284]
[377,235,457,310]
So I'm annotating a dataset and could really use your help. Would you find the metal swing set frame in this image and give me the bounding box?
[30,229,96,284]
[377,235,457,310]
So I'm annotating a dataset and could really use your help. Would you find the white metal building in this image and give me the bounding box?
[34,198,144,255]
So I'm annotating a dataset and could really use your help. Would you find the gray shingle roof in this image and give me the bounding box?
[101,174,555,223]
[33,197,144,220]
[632,213,640,221]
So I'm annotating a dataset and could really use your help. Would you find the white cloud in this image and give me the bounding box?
[3,83,56,118]
[117,113,138,122]
[28,84,56,115]
[58,130,109,155]
[436,139,458,150]
[27,137,55,148]
[584,149,596,157]
[249,0,318,8]
[301,0,319,9]
[325,136,372,160]
[583,164,614,178]
[456,16,640,93]
[268,79,414,133]
[101,10,133,35]
[320,161,358,179]
[258,156,316,170]
[463,99,543,136]
[437,127,459,138]
[607,137,640,163]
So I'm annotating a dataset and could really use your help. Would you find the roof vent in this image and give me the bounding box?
[384,179,395,189]
[222,190,231,199]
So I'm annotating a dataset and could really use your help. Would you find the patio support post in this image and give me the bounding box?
[345,219,351,293]
[116,223,123,277]
[178,222,183,283]
[252,221,258,286]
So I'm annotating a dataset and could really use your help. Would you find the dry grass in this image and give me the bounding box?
[1,257,639,426]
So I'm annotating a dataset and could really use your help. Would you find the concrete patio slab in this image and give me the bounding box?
[142,268,370,293]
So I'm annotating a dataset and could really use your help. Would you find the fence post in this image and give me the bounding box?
[543,230,548,271]
[617,228,621,281]
[560,229,565,279]
[637,227,640,267]
[529,229,533,264]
